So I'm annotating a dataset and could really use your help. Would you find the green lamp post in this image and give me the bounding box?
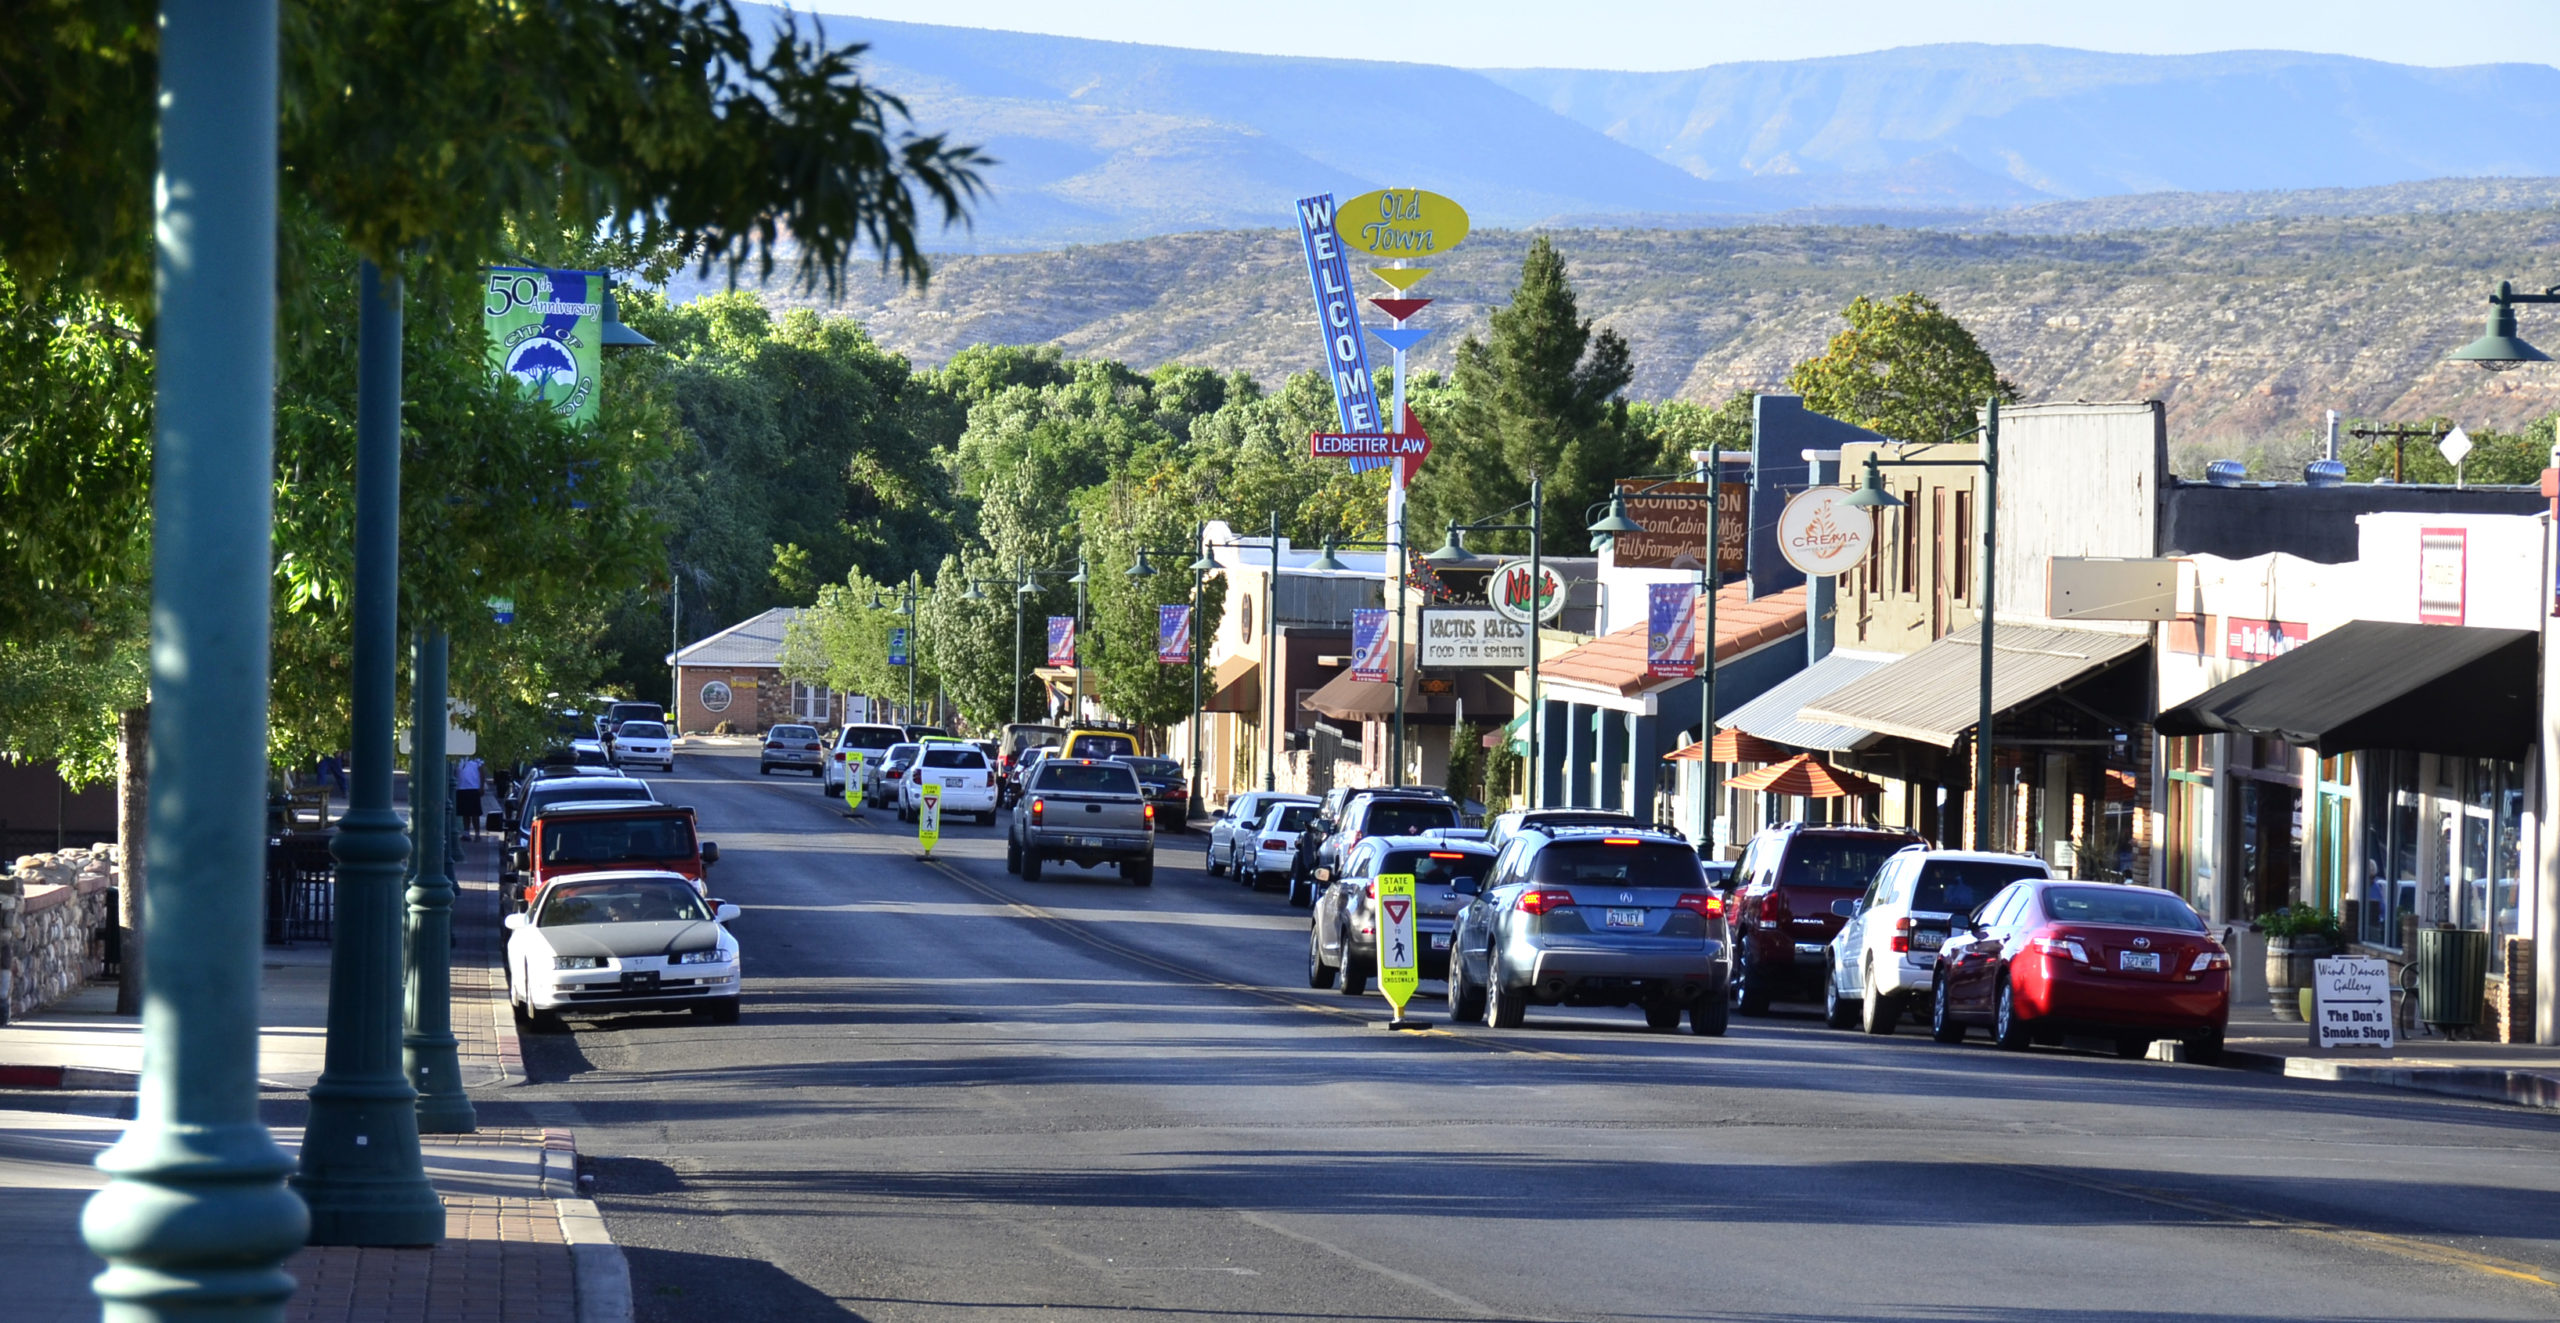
[83,2,313,1315]
[2447,280,2557,371]
[1584,464,1724,853]
[1126,526,1211,813]
[1425,475,1541,807]
[1307,533,1413,786]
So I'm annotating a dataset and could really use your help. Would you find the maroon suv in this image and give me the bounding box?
[1727,823,1919,1013]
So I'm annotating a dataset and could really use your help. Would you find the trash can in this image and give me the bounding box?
[2415,926,2489,1031]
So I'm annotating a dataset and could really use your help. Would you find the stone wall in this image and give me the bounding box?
[1,845,118,1022]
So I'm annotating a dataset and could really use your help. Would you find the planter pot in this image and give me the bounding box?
[2264,935,2335,1022]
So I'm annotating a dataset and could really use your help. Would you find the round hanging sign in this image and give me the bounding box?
[1487,559,1566,625]
[1776,487,1876,577]
[1333,189,1472,260]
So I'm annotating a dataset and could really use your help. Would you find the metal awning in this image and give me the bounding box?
[1719,649,1895,753]
[1798,625,2148,749]
[2155,619,2536,757]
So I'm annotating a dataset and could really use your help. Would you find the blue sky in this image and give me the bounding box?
[792,1,2559,71]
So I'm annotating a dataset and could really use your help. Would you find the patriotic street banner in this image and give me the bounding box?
[484,267,604,425]
[1292,195,1382,467]
[1351,608,1393,683]
[1646,582,1698,679]
[1157,604,1193,665]
[1046,616,1077,668]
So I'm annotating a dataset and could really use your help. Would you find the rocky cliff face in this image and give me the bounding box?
[708,206,2560,451]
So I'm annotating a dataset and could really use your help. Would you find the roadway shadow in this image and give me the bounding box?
[623,1244,870,1323]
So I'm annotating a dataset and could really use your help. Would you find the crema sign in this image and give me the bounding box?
[1776,487,1874,577]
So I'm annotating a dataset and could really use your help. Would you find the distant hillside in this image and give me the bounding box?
[680,203,2560,452]
[752,9,2560,250]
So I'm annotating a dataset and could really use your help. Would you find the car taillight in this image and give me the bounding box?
[1891,916,1913,953]
[1143,803,1157,829]
[804,742,820,750]
[1428,851,1466,860]
[2030,933,2091,965]
[1675,892,1723,918]
[1165,788,1188,799]
[1264,838,1289,849]
[1030,798,1044,824]
[2190,949,2231,973]
[1515,888,1576,916]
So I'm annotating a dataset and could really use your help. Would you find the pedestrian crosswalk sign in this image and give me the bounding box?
[844,750,865,815]
[1376,873,1418,1015]
[919,782,941,856]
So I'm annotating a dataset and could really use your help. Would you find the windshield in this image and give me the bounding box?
[1376,849,1491,886]
[538,879,709,926]
[2039,885,2206,932]
[769,726,817,742]
[839,726,902,750]
[1120,758,1181,777]
[617,722,667,739]
[1007,726,1066,752]
[1036,763,1141,795]
[572,747,610,764]
[1269,804,1318,833]
[1068,733,1138,759]
[527,783,651,815]
[1910,861,2044,913]
[1529,841,1704,889]
[1783,835,1911,891]
[610,704,662,722]
[922,749,986,769]
[1363,800,1457,836]
[542,817,695,864]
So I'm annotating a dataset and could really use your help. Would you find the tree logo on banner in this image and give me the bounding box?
[1777,487,1875,577]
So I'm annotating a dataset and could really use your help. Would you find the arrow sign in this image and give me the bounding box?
[1370,297,1432,323]
[1370,265,1431,292]
[1369,325,1434,356]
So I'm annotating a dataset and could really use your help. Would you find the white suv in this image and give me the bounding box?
[1823,847,2049,1035]
[824,723,907,799]
[900,744,999,824]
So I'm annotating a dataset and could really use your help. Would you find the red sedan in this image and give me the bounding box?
[1931,880,2229,1063]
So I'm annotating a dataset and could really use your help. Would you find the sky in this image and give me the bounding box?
[789,0,2560,71]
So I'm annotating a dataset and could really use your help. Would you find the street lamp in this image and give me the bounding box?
[1067,556,1090,722]
[1307,533,1414,786]
[1841,397,2003,850]
[1129,525,1214,814]
[871,576,923,726]
[2448,280,2557,372]
[1004,558,1078,728]
[1587,459,1729,852]
[1426,476,1543,807]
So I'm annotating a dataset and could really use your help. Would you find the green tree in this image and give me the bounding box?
[2339,416,2552,486]
[1629,390,1756,475]
[1409,237,1635,552]
[1786,292,2016,445]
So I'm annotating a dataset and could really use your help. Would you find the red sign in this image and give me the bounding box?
[1311,431,1431,462]
[1383,898,1410,925]
[2223,618,2308,663]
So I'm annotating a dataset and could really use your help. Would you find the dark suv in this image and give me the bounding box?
[1727,822,1921,1014]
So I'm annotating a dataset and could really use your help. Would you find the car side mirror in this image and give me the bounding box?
[1831,898,1861,919]
[1451,877,1482,897]
[700,842,719,865]
[502,913,528,931]
[713,902,741,923]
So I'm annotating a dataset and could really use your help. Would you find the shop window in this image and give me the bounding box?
[2162,735,2214,908]
[2358,750,2421,949]
[1952,490,1972,602]
[1897,488,1920,595]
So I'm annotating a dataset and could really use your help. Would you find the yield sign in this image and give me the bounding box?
[1383,898,1410,925]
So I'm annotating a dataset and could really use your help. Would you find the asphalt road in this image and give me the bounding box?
[479,741,2560,1323]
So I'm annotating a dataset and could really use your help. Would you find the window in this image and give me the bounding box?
[1897,487,1921,595]
[921,749,986,769]
[2038,885,2206,932]
[791,682,833,724]
[1952,490,1973,601]
[1035,764,1141,795]
[2357,750,2421,949]
[1911,860,2045,914]
[2163,735,2215,909]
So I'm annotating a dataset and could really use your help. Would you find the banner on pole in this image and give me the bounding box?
[1292,194,1382,464]
[1157,604,1193,665]
[1047,617,1076,668]
[1647,582,1698,679]
[888,628,909,667]
[1351,608,1393,683]
[483,267,603,425]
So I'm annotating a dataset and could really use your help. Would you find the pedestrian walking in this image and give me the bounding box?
[456,755,485,837]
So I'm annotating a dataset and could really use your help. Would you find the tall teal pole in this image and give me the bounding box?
[405,628,475,1132]
[291,260,444,1245]
[82,4,309,1315]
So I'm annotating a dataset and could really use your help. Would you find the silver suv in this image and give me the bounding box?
[1307,836,1495,995]
[1446,826,1730,1035]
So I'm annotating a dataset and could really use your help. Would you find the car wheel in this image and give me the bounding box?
[1860,963,1897,1036]
[1822,961,1858,1029]
[2186,1028,2225,1066]
[527,1008,567,1034]
[1993,977,2033,1052]
[1306,925,1338,989]
[1021,848,1045,882]
[757,764,770,775]
[1337,943,1370,997]
[1644,1002,1684,1031]
[1206,849,1225,878]
[1287,875,1312,909]
[1486,974,1526,1029]
[1689,992,1729,1037]
[979,811,996,826]
[1005,833,1022,875]
[1447,959,1487,1023]
[1731,952,1773,1016]
[2114,1035,2152,1060]
[1125,857,1154,887]
[1931,976,1966,1043]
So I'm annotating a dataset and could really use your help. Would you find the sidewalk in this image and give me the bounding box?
[0,836,627,1323]
[2218,994,2560,1110]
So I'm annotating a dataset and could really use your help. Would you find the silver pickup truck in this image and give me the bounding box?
[1005,758,1157,886]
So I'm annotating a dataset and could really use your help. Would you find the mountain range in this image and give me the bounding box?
[756,8,2560,250]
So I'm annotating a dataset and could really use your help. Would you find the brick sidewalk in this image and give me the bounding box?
[286,1196,577,1323]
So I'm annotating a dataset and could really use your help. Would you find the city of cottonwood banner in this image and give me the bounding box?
[484,267,604,425]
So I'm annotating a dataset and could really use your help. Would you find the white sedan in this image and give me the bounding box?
[609,720,675,771]
[504,870,741,1029]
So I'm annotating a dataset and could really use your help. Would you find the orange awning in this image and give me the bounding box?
[1723,753,1882,799]
[1663,729,1789,764]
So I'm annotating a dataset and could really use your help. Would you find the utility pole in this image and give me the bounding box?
[1263,511,1281,790]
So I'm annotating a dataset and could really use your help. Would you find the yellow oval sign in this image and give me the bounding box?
[1333,189,1470,260]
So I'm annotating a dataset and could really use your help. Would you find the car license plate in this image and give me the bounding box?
[1604,907,1647,929]
[1913,929,1945,950]
[619,971,660,993]
[1073,835,1116,849]
[1430,932,1450,951]
[2119,950,2161,973]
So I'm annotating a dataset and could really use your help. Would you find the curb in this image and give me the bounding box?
[556,1197,633,1323]
[2220,1047,2560,1111]
[0,1062,137,1091]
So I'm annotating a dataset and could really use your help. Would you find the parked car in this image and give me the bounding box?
[1005,758,1156,885]
[823,723,907,799]
[568,739,613,769]
[1446,826,1730,1034]
[1484,808,1645,856]
[1058,727,1140,761]
[999,723,1067,781]
[1298,789,1461,907]
[600,701,666,745]
[516,800,718,914]
[608,720,674,772]
[1727,822,1922,1014]
[1207,791,1316,878]
[1823,848,2049,1035]
[868,744,921,808]
[901,743,999,824]
[1110,756,1192,827]
[503,870,741,1030]
[1308,836,1496,993]
[505,775,658,887]
[758,723,826,776]
[1240,801,1322,892]
[1931,879,2230,1062]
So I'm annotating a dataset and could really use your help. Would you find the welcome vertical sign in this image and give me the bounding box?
[1293,195,1381,459]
